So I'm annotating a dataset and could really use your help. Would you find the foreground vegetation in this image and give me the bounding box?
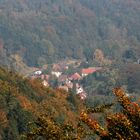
[0,66,140,139]
[25,88,140,140]
[0,0,140,67]
[0,67,84,140]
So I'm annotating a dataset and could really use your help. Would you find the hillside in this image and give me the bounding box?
[0,67,84,140]
[0,0,140,67]
[0,1,140,139]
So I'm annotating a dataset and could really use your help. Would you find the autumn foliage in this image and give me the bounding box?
[26,88,140,140]
[80,88,140,139]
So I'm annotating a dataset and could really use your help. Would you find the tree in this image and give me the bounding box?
[80,88,140,139]
[25,114,85,140]
[26,88,140,140]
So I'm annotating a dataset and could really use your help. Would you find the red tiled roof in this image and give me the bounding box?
[70,73,81,80]
[81,67,101,74]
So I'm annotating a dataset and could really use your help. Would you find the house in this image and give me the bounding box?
[51,63,63,78]
[65,80,73,89]
[42,80,49,87]
[51,71,62,78]
[69,73,82,81]
[81,67,101,77]
[34,70,42,75]
[78,92,87,100]
[75,84,87,100]
[76,86,84,94]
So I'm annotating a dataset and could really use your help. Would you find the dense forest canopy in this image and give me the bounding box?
[0,0,140,66]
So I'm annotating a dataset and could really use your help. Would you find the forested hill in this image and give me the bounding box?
[0,67,84,139]
[0,0,140,67]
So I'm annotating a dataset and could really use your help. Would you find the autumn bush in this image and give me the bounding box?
[26,88,140,140]
[80,88,140,139]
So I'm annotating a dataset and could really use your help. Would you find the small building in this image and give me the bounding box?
[34,70,42,75]
[66,80,73,89]
[69,73,82,81]
[75,84,87,100]
[76,86,84,94]
[81,67,101,77]
[51,71,62,78]
[78,92,87,100]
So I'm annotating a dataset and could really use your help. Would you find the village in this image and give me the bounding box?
[30,60,102,100]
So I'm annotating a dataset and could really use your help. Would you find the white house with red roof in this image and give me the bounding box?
[81,67,101,77]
